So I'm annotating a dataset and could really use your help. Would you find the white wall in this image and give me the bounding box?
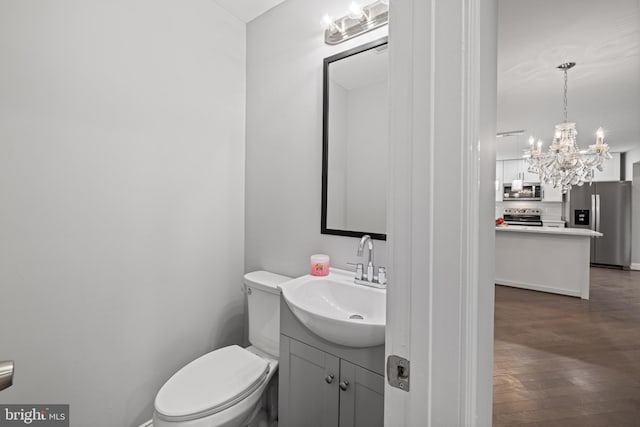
[0,1,246,426]
[245,1,388,277]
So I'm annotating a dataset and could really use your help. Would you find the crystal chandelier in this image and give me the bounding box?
[526,62,612,193]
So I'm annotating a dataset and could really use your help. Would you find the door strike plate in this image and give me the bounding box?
[387,355,410,391]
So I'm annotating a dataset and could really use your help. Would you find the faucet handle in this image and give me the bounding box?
[347,262,364,280]
[377,267,387,286]
[355,263,364,280]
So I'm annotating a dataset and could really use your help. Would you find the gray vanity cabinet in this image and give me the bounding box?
[279,336,384,427]
[279,296,385,427]
[338,359,384,427]
[279,336,339,427]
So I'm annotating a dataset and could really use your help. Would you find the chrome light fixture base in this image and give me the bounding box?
[324,1,389,45]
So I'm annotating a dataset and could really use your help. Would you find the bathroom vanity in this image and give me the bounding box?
[278,296,385,427]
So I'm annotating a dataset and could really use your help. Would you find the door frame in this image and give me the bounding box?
[385,0,497,425]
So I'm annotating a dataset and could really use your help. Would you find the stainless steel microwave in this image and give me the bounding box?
[503,183,542,201]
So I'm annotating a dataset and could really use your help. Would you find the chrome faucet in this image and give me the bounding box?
[357,235,375,281]
[353,235,387,288]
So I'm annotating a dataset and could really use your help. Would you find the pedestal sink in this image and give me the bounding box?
[278,268,385,348]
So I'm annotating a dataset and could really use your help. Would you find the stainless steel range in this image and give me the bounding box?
[503,208,543,227]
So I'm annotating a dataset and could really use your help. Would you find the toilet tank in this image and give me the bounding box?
[243,271,291,357]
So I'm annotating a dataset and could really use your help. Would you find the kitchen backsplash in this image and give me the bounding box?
[496,201,563,221]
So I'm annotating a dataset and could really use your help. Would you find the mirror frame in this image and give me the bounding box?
[321,36,388,241]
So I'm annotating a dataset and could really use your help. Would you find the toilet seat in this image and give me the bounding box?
[154,345,270,423]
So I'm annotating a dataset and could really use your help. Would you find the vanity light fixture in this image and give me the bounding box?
[526,63,612,193]
[323,0,389,45]
[496,130,525,138]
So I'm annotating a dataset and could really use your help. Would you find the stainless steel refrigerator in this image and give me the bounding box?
[569,181,632,268]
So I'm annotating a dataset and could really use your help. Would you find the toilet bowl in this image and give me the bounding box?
[151,271,291,427]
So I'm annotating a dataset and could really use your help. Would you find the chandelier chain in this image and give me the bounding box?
[563,68,568,123]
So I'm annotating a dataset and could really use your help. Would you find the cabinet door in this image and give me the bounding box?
[279,336,340,427]
[338,360,384,427]
[503,159,540,183]
[523,160,540,183]
[502,159,519,183]
[542,183,563,202]
[495,161,503,202]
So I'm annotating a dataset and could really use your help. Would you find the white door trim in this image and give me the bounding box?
[385,0,497,425]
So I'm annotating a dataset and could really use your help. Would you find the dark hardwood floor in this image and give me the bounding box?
[493,267,640,427]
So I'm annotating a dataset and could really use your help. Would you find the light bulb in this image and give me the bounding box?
[596,127,604,142]
[322,14,341,33]
[528,136,535,146]
[348,2,364,19]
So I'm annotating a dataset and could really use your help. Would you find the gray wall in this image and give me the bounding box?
[626,146,640,181]
[245,0,388,278]
[0,1,246,426]
[633,162,640,268]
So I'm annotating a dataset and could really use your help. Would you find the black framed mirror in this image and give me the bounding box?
[321,37,388,241]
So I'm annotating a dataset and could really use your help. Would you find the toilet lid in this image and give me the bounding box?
[155,345,269,421]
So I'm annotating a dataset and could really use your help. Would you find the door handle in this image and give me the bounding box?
[591,195,596,231]
[0,360,14,391]
[595,194,601,232]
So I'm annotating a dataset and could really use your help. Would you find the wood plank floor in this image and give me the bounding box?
[493,267,640,427]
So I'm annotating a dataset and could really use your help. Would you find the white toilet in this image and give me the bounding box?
[151,271,291,427]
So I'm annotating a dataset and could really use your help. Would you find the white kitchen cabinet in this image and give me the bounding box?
[502,159,519,183]
[523,164,541,183]
[541,183,563,202]
[502,159,540,184]
[495,161,503,202]
[592,152,621,182]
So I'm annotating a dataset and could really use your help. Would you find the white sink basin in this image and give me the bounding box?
[279,269,385,348]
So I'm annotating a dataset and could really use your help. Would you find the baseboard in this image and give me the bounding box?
[631,263,640,271]
[495,279,584,299]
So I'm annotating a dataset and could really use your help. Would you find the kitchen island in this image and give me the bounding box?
[495,226,602,299]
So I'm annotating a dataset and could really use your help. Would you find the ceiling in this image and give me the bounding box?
[212,0,286,23]
[497,0,640,159]
[212,0,639,158]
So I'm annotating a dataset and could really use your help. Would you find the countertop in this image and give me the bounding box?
[495,226,602,237]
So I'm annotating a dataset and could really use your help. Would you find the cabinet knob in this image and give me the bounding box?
[339,380,349,391]
[325,374,334,384]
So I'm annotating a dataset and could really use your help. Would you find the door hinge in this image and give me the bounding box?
[0,360,14,392]
[387,355,410,391]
